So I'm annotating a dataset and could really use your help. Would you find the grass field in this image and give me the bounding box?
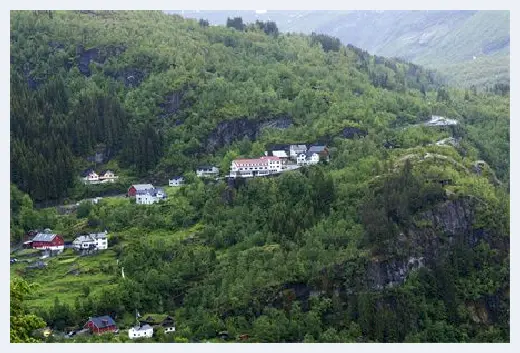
[11,248,119,310]
[11,186,193,312]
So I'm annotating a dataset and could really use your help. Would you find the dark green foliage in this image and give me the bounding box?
[76,202,92,218]
[361,160,445,252]
[310,32,341,52]
[255,20,279,37]
[226,17,245,31]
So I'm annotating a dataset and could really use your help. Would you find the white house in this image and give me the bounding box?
[297,152,320,166]
[128,325,153,339]
[169,176,185,187]
[73,235,96,250]
[289,145,307,159]
[82,170,100,185]
[196,166,219,178]
[73,231,108,251]
[99,170,119,183]
[136,188,167,205]
[91,231,108,250]
[82,170,119,185]
[230,156,283,178]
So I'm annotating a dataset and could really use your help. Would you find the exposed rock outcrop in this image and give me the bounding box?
[76,44,126,76]
[341,126,368,139]
[206,117,293,153]
[279,197,506,302]
[159,91,185,118]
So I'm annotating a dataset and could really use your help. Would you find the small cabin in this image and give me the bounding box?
[169,176,185,187]
[128,324,153,339]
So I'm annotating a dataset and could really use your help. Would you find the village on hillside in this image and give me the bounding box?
[122,143,330,205]
[11,141,330,340]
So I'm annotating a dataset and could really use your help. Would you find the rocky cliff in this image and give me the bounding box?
[206,117,293,153]
[275,196,508,324]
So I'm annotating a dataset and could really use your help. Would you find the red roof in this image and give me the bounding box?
[233,156,280,166]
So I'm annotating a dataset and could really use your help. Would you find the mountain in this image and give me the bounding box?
[10,11,509,343]
[169,10,510,87]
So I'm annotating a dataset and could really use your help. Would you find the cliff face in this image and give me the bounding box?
[276,197,508,323]
[363,197,507,290]
[76,44,126,76]
[206,117,293,153]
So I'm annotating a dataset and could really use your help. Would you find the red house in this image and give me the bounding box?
[127,184,154,197]
[31,232,64,251]
[84,316,118,335]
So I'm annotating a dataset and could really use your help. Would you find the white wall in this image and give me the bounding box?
[164,327,176,334]
[136,194,159,205]
[96,238,108,250]
[128,327,153,339]
[169,179,184,186]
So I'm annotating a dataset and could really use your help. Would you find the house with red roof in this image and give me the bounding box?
[84,316,118,335]
[230,156,283,178]
[30,229,64,252]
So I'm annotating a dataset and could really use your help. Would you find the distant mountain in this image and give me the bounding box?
[168,10,510,87]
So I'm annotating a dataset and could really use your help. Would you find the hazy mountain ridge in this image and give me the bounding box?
[169,10,510,87]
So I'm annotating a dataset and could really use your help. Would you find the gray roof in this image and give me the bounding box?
[136,188,166,197]
[89,316,116,328]
[90,231,107,239]
[137,324,153,331]
[170,176,184,180]
[308,145,327,153]
[132,184,154,191]
[32,233,58,242]
[74,235,95,243]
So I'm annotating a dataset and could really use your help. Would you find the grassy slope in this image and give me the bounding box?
[11,248,118,310]
[12,189,198,310]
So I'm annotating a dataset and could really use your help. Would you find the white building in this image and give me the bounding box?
[196,166,219,178]
[289,145,307,159]
[82,170,99,184]
[73,235,96,250]
[136,188,167,205]
[82,170,119,185]
[128,325,153,339]
[230,156,283,178]
[297,152,320,166]
[169,176,185,186]
[99,170,119,183]
[91,231,108,250]
[73,231,108,251]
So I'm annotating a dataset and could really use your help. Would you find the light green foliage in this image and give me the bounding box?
[10,277,47,342]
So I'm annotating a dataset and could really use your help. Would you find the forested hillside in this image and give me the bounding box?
[10,11,509,343]
[172,10,510,88]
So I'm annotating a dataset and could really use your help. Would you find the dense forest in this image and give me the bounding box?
[10,11,509,343]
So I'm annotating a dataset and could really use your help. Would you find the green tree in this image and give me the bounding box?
[10,277,47,343]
